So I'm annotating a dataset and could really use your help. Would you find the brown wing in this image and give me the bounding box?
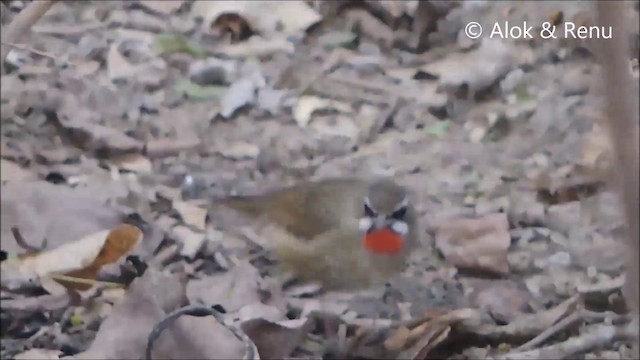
[216,178,369,240]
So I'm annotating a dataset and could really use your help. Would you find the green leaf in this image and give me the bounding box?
[173,79,226,101]
[426,120,451,138]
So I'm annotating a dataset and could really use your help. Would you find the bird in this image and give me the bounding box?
[211,177,419,290]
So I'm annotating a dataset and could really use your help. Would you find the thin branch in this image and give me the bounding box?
[512,309,633,352]
[513,311,583,352]
[498,322,639,360]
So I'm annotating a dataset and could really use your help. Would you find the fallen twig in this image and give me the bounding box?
[497,322,639,360]
[513,308,633,352]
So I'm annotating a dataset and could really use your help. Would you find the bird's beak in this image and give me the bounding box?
[373,216,387,232]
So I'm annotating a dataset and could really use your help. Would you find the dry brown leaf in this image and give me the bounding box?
[1,224,141,291]
[186,262,264,313]
[60,224,142,290]
[241,317,314,359]
[435,213,511,275]
[75,268,243,359]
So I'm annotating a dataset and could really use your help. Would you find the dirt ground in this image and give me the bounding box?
[1,1,639,359]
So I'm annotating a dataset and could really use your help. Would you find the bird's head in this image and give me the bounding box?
[358,180,410,255]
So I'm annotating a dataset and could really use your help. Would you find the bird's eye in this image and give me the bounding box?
[389,206,407,220]
[364,202,376,217]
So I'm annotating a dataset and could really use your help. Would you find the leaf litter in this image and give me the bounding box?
[1,0,639,359]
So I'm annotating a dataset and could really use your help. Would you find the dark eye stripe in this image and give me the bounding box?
[389,206,407,220]
[364,202,376,217]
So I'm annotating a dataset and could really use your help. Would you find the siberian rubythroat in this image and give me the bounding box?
[213,177,419,290]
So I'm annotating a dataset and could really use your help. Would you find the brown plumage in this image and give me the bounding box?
[213,177,419,290]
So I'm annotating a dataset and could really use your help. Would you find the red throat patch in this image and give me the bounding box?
[363,228,404,254]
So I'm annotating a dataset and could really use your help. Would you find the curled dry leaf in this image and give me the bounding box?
[1,224,142,291]
[435,213,511,275]
[61,224,143,290]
